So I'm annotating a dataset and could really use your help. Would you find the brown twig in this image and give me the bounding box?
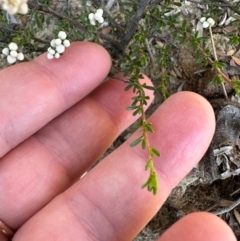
[219,0,240,15]
[119,0,150,52]
[213,197,240,215]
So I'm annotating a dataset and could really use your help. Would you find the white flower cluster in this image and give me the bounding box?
[0,0,28,15]
[88,9,104,25]
[47,31,71,59]
[200,17,215,28]
[2,42,24,64]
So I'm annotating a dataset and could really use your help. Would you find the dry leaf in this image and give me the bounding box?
[156,40,165,47]
[232,56,240,66]
[219,200,234,207]
[101,26,111,35]
[234,209,240,225]
[227,49,235,56]
[223,25,238,33]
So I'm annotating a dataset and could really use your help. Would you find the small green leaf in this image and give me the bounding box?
[126,105,139,110]
[229,35,240,46]
[141,171,158,195]
[173,1,182,6]
[141,84,156,91]
[145,159,153,170]
[130,136,143,147]
[232,80,240,95]
[142,138,146,149]
[209,74,223,86]
[133,107,142,116]
[34,12,43,30]
[124,84,133,91]
[212,61,226,70]
[134,119,142,129]
[150,147,161,157]
[144,123,154,133]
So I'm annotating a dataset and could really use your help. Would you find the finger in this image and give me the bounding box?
[0,42,111,157]
[13,92,215,240]
[0,75,154,229]
[158,212,236,241]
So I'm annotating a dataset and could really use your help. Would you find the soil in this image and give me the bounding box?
[1,1,240,240]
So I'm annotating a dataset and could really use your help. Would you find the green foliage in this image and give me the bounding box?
[212,61,226,70]
[229,35,240,46]
[209,74,224,86]
[141,159,158,195]
[232,80,240,95]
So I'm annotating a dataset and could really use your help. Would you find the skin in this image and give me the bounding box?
[0,42,236,241]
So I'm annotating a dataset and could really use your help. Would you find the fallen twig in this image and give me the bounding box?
[119,0,149,52]
[213,197,240,215]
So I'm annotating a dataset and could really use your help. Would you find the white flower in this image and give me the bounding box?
[7,55,17,64]
[10,50,18,57]
[48,47,55,55]
[63,39,70,47]
[18,1,28,14]
[58,31,67,40]
[54,38,62,46]
[89,9,104,25]
[54,53,60,59]
[9,42,18,51]
[88,13,96,25]
[56,44,65,54]
[1,42,24,64]
[47,31,70,59]
[2,47,9,56]
[207,18,215,27]
[200,17,206,23]
[47,53,54,59]
[2,0,20,15]
[202,21,209,28]
[96,16,104,23]
[95,8,103,16]
[200,17,215,29]
[1,0,28,15]
[17,52,24,60]
[50,39,56,48]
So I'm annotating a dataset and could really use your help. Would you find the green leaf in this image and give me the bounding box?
[132,99,139,106]
[134,119,142,129]
[133,107,142,116]
[173,1,182,6]
[126,105,139,110]
[144,123,154,133]
[141,171,158,195]
[229,35,240,46]
[150,147,161,157]
[124,84,133,91]
[130,136,143,147]
[34,12,43,30]
[142,138,146,149]
[212,61,226,70]
[209,74,223,86]
[232,80,240,95]
[141,83,156,91]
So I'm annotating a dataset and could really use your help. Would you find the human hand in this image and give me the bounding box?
[0,42,236,241]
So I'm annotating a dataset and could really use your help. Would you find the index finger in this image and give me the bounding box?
[0,42,111,157]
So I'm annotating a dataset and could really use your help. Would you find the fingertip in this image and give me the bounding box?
[150,91,215,189]
[159,212,236,241]
[35,41,112,78]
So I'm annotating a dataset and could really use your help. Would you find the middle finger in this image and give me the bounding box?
[0,76,154,229]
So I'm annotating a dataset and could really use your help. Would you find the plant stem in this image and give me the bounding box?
[209,25,228,99]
